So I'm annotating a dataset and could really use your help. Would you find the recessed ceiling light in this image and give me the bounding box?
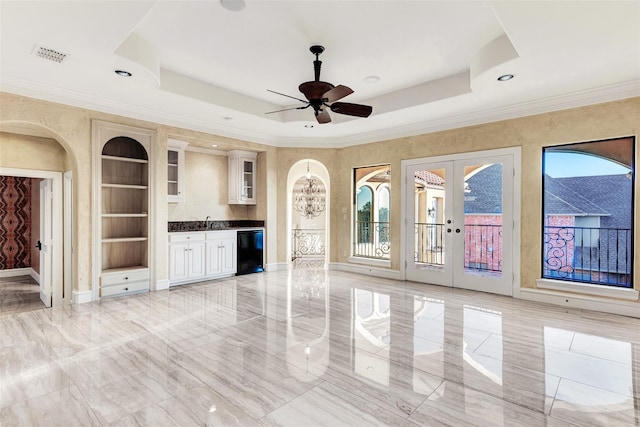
[220,0,246,11]
[304,124,314,128]
[364,75,380,83]
[114,69,132,77]
[497,74,514,81]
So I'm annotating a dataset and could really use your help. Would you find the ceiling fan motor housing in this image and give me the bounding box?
[298,81,335,105]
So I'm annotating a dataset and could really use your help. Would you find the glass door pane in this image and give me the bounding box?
[453,155,513,295]
[406,161,453,286]
[461,162,503,278]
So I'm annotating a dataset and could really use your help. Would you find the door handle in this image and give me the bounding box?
[35,240,42,251]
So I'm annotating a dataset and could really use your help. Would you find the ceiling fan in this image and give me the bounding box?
[266,45,373,124]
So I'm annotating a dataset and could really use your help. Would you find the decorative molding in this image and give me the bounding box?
[536,278,639,301]
[278,80,640,148]
[265,262,289,272]
[185,145,230,157]
[72,290,93,304]
[0,267,31,278]
[328,262,402,281]
[347,256,391,269]
[30,268,40,285]
[519,288,640,319]
[2,77,638,149]
[154,279,170,291]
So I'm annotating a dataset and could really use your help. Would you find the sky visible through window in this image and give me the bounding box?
[545,152,630,178]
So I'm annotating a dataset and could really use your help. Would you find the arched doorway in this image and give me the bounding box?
[0,122,76,311]
[287,160,330,267]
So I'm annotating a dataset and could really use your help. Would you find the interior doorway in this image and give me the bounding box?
[402,148,521,296]
[0,168,64,312]
[287,160,330,267]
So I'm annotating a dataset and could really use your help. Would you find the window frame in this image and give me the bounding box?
[539,136,636,297]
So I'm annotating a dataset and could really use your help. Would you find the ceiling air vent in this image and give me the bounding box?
[33,45,68,63]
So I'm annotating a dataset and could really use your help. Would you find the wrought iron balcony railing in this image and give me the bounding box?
[291,229,326,260]
[543,226,632,287]
[353,221,390,259]
[414,223,503,272]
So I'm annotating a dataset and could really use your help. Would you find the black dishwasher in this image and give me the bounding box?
[236,229,264,275]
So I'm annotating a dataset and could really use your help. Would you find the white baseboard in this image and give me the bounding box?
[328,262,402,281]
[72,290,93,304]
[520,288,640,319]
[265,262,289,272]
[0,267,32,278]
[154,279,170,291]
[30,268,40,285]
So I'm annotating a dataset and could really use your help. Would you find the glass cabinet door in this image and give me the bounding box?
[242,159,254,201]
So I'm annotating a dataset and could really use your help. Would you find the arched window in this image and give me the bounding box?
[542,137,634,287]
[377,185,390,244]
[353,164,391,259]
[356,185,373,243]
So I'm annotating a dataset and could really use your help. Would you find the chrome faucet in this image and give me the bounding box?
[205,216,211,229]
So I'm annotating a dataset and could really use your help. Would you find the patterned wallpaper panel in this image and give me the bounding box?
[0,176,31,270]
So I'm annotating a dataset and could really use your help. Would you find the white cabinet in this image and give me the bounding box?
[100,267,150,298]
[228,150,257,205]
[167,139,188,203]
[206,231,237,276]
[169,233,206,282]
[169,230,237,286]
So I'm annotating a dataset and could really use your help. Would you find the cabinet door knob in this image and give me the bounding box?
[124,277,129,280]
[124,287,129,291]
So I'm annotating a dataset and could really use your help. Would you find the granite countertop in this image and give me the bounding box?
[168,220,264,232]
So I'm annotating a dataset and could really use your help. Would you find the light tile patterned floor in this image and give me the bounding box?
[1,266,639,426]
[0,275,45,316]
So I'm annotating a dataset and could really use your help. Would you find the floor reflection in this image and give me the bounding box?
[2,266,640,426]
[281,263,640,426]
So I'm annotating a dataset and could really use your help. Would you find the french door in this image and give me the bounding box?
[404,149,517,296]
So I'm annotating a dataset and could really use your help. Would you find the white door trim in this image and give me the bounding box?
[400,147,521,296]
[64,171,73,304]
[39,179,52,307]
[0,167,64,306]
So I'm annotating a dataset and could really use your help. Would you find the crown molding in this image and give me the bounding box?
[275,79,640,148]
[2,76,638,149]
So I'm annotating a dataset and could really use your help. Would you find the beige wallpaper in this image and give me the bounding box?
[167,150,254,222]
[0,90,637,302]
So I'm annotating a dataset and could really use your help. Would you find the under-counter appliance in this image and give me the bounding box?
[236,229,264,275]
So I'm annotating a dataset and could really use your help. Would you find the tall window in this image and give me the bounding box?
[356,185,373,244]
[353,165,391,259]
[542,137,634,287]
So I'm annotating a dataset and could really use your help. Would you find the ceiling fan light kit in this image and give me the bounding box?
[266,45,373,124]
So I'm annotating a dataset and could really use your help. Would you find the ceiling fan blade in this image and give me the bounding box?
[315,109,332,124]
[267,89,308,104]
[323,85,353,103]
[330,102,373,118]
[265,105,310,114]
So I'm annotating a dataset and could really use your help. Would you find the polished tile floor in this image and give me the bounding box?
[1,265,639,426]
[0,275,45,316]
